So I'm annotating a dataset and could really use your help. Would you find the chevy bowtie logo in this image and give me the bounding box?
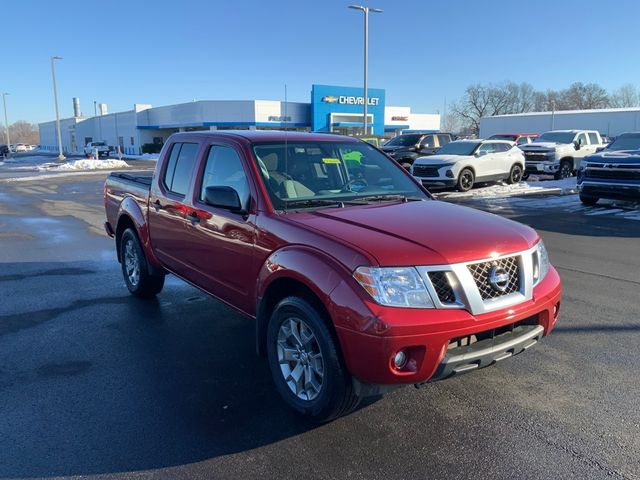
[322,96,338,103]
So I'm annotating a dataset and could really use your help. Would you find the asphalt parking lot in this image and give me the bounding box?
[1,170,639,480]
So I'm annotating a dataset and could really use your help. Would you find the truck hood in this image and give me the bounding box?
[381,145,412,153]
[521,142,567,151]
[584,150,640,164]
[284,200,538,266]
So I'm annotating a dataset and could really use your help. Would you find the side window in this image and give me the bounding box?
[587,132,599,145]
[200,145,250,209]
[516,137,528,145]
[478,142,496,154]
[437,134,451,146]
[576,133,588,146]
[163,142,199,195]
[420,135,435,148]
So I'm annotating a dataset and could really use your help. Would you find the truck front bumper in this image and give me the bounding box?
[578,181,640,200]
[333,266,561,387]
[525,161,559,174]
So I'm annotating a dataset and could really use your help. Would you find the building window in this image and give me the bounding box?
[130,136,135,146]
[84,137,93,146]
[118,136,124,148]
[153,136,163,145]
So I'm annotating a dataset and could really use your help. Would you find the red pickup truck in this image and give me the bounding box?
[104,131,561,422]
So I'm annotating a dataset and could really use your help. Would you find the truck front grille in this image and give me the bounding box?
[428,271,456,304]
[585,168,640,180]
[467,255,521,300]
[523,153,549,161]
[413,165,440,177]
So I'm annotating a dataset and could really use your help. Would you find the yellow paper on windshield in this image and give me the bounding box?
[322,158,341,164]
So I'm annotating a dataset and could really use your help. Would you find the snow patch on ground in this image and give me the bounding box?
[37,159,130,171]
[117,153,159,161]
[435,177,576,200]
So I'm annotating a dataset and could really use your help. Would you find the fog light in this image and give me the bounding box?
[393,350,408,369]
[445,169,454,178]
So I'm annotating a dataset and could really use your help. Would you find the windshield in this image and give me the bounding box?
[488,134,517,141]
[384,134,422,147]
[605,133,640,151]
[435,141,479,156]
[252,141,427,209]
[535,132,576,144]
[92,142,106,147]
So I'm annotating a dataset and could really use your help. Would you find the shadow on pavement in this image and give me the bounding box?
[0,260,376,477]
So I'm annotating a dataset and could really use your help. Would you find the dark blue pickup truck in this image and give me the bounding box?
[577,132,640,205]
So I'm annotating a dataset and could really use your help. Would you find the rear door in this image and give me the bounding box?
[148,141,202,272]
[474,142,502,178]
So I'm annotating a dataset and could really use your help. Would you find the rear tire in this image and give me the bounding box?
[266,296,361,423]
[579,194,599,205]
[506,164,523,184]
[521,172,530,181]
[120,228,165,298]
[456,168,474,192]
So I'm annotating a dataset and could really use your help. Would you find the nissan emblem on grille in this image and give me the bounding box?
[488,265,510,292]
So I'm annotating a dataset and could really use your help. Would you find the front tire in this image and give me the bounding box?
[120,228,165,298]
[506,164,523,184]
[266,296,361,423]
[456,168,475,192]
[555,160,573,180]
[580,194,599,205]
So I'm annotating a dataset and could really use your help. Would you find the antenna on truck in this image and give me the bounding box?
[284,84,288,210]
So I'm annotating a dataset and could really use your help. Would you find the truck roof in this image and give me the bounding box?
[169,130,360,143]
[545,129,598,133]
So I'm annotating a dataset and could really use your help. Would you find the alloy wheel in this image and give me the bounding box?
[277,317,324,401]
[124,239,140,287]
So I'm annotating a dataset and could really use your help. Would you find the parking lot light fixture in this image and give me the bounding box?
[51,56,66,162]
[349,5,383,136]
[2,93,10,150]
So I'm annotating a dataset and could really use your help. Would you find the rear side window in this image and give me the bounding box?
[163,142,199,195]
[588,132,599,144]
[199,146,250,209]
[420,135,436,147]
[437,134,451,146]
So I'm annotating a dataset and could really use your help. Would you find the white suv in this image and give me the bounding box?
[411,139,525,192]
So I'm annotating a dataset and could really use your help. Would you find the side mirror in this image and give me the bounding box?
[475,150,487,157]
[204,186,243,212]
[574,140,581,150]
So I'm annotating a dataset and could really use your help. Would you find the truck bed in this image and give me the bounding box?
[104,171,154,235]
[108,171,153,188]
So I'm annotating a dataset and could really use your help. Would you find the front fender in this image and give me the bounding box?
[255,245,354,355]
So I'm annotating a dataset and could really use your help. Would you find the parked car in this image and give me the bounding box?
[411,139,525,192]
[519,130,604,180]
[104,131,561,421]
[359,136,387,147]
[381,132,454,169]
[84,141,110,158]
[577,132,640,205]
[0,144,9,157]
[14,143,28,152]
[488,133,539,146]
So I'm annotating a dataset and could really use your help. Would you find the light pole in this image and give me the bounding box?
[349,5,382,136]
[50,56,65,161]
[2,93,10,151]
[551,99,556,130]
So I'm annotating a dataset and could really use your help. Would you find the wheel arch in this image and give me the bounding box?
[255,247,350,357]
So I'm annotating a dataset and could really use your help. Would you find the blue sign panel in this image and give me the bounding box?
[311,84,386,135]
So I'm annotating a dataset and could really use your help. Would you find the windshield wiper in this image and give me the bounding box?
[283,199,349,210]
[356,194,424,203]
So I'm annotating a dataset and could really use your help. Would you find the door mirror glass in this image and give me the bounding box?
[204,186,243,212]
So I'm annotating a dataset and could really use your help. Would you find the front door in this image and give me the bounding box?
[180,143,257,312]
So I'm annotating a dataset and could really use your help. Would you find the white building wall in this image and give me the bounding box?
[75,110,139,154]
[38,117,86,153]
[254,101,310,127]
[407,113,440,131]
[480,108,640,138]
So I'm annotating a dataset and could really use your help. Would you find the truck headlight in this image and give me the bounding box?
[533,240,550,285]
[353,266,434,308]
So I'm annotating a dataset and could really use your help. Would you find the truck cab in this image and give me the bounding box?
[381,132,454,169]
[520,130,603,179]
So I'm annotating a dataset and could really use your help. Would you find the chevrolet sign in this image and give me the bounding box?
[322,95,380,106]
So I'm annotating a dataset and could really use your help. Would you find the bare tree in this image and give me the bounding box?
[5,121,39,145]
[610,84,639,108]
[562,82,609,110]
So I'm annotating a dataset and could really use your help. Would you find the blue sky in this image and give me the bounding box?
[5,0,639,124]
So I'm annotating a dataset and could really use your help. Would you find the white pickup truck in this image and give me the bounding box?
[519,130,604,180]
[84,141,110,158]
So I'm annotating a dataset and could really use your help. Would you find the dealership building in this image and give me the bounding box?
[38,84,440,155]
[480,107,640,138]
